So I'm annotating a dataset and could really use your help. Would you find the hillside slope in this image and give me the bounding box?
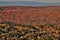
[0,6,60,40]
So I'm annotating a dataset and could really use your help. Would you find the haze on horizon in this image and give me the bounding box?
[0,0,60,3]
[0,0,60,6]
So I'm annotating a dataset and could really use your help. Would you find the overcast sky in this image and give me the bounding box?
[0,0,60,3]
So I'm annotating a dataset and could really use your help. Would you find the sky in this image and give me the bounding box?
[0,0,60,3]
[0,0,60,6]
